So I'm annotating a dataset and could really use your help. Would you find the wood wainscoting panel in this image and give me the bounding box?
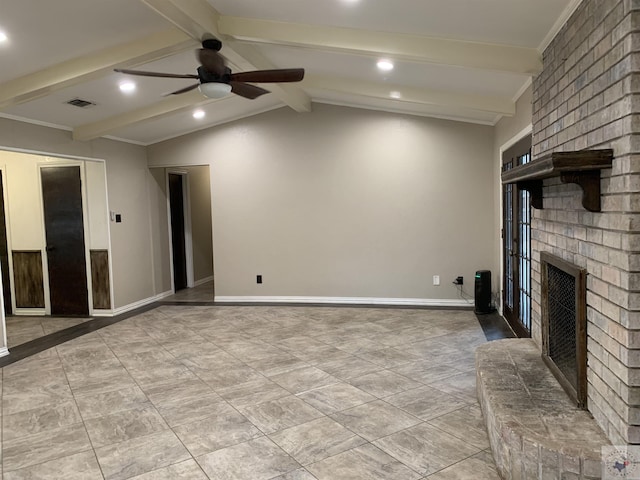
[90,250,111,310]
[12,251,45,308]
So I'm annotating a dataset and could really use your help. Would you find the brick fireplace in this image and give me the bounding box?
[530,0,640,444]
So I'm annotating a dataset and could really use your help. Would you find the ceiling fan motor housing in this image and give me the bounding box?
[202,38,222,51]
[197,65,231,84]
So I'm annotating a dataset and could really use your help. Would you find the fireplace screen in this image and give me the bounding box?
[541,252,587,408]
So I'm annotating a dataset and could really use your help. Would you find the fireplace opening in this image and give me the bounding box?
[541,252,587,408]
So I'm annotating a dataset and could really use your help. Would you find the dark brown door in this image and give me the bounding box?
[502,136,532,337]
[41,166,89,315]
[169,173,187,291]
[0,171,11,315]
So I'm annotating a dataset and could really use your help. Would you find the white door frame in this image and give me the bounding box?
[0,164,12,354]
[0,165,16,317]
[497,124,533,317]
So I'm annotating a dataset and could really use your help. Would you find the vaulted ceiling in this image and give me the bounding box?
[0,0,579,145]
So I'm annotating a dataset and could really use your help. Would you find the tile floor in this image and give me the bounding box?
[6,316,91,348]
[5,280,216,349]
[162,281,215,303]
[1,305,500,479]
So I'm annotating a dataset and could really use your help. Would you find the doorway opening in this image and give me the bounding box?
[155,166,214,300]
[168,172,190,292]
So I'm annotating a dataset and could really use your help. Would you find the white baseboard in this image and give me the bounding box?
[91,310,114,317]
[194,276,214,287]
[14,308,46,316]
[0,346,9,357]
[155,290,175,301]
[214,296,474,308]
[111,290,173,316]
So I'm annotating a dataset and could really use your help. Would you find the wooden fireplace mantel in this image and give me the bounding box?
[501,149,614,212]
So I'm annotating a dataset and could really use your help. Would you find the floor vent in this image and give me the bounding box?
[66,98,96,108]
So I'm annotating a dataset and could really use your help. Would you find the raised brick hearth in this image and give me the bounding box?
[476,340,610,479]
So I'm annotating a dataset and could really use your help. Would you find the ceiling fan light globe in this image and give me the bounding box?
[198,82,232,99]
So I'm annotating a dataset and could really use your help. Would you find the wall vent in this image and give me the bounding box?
[66,98,96,108]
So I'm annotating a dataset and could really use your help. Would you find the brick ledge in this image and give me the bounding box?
[476,339,610,479]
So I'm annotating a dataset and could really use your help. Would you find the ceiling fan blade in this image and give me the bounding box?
[197,49,226,76]
[230,81,270,99]
[230,69,305,83]
[164,83,200,96]
[114,68,198,79]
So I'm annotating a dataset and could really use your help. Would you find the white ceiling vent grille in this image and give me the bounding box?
[66,98,96,108]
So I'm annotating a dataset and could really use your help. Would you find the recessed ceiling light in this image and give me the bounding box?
[0,31,8,43]
[377,59,394,71]
[390,91,402,99]
[193,109,205,119]
[119,81,136,93]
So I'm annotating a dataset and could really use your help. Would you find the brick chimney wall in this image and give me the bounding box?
[531,0,640,444]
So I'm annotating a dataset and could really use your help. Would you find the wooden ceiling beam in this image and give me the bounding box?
[303,75,515,115]
[73,89,210,141]
[0,28,195,109]
[219,16,542,75]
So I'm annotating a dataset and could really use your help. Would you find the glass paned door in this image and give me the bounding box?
[502,138,532,337]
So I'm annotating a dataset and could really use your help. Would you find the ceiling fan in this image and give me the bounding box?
[114,37,304,100]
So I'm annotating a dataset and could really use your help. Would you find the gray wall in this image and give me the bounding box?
[148,103,496,302]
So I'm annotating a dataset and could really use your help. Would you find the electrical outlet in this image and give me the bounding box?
[256,275,262,284]
[433,275,440,286]
[454,276,463,285]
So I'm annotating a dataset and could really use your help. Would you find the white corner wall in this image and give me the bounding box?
[1,151,46,250]
[0,151,110,252]
[148,104,497,303]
